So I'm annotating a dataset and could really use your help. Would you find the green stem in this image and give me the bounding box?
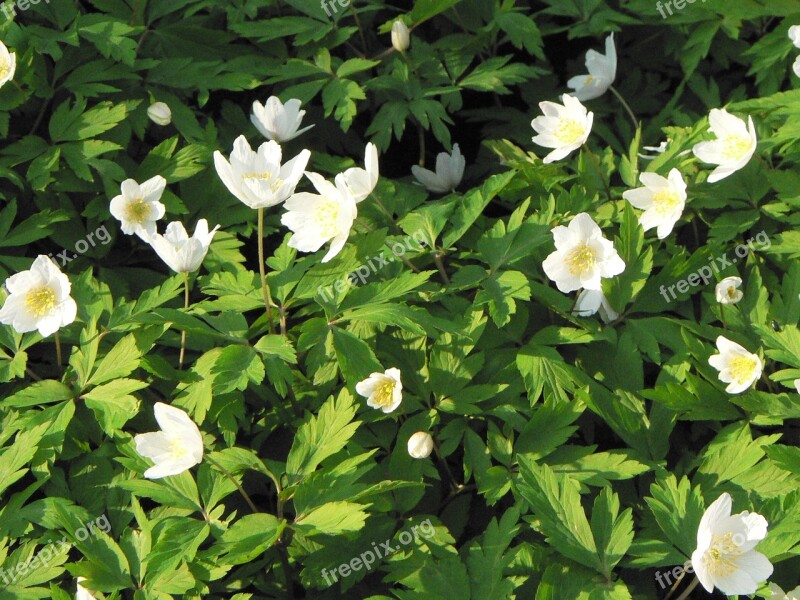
[609,85,638,131]
[54,331,62,375]
[179,272,190,370]
[674,576,699,600]
[257,208,275,334]
[205,454,259,514]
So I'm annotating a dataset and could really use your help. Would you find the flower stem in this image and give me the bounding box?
[582,144,612,200]
[609,85,639,131]
[205,454,260,514]
[434,252,450,284]
[674,576,699,600]
[179,272,190,370]
[257,208,275,335]
[54,332,62,375]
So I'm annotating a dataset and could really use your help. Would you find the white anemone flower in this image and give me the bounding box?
[109,175,167,241]
[795,379,800,394]
[76,577,97,600]
[411,144,466,194]
[148,219,219,273]
[341,142,379,203]
[708,335,762,394]
[0,256,77,337]
[793,56,800,78]
[391,20,411,52]
[134,402,204,479]
[542,213,625,293]
[715,276,743,305]
[251,96,314,143]
[567,33,617,101]
[0,41,16,89]
[531,94,594,164]
[789,25,800,48]
[281,172,357,263]
[572,289,619,323]
[623,168,687,239]
[691,492,772,596]
[407,432,434,458]
[770,583,800,600]
[147,102,172,126]
[214,135,310,209]
[692,109,758,183]
[356,367,403,414]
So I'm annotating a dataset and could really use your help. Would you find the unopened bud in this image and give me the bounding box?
[391,20,410,52]
[407,431,433,459]
[147,102,172,126]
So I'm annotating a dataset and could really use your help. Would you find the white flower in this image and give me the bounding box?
[0,256,77,337]
[567,33,617,101]
[0,41,16,89]
[214,135,310,209]
[708,335,763,394]
[542,213,625,293]
[795,379,800,394]
[148,219,219,273]
[391,20,410,52]
[147,102,172,126]
[407,432,433,458]
[692,109,758,183]
[715,276,743,304]
[281,172,357,263]
[356,367,402,414]
[411,144,466,194]
[251,96,314,143]
[134,402,203,479]
[794,56,800,78]
[789,25,800,48]
[76,577,97,600]
[638,140,668,160]
[341,142,379,203]
[531,94,594,164]
[622,168,687,239]
[109,176,167,241]
[691,492,772,596]
[770,583,800,600]
[572,289,619,323]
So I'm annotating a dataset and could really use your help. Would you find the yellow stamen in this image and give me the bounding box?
[721,135,752,161]
[704,532,742,577]
[243,171,284,193]
[372,380,396,408]
[25,286,57,317]
[125,198,151,225]
[554,118,586,145]
[567,244,596,276]
[0,60,9,80]
[652,190,682,215]
[315,198,341,239]
[728,354,757,385]
[169,437,189,460]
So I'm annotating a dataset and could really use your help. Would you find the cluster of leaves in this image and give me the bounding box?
[0,0,799,598]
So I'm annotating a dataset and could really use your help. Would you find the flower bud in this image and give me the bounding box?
[407,431,433,459]
[147,102,172,126]
[391,20,410,52]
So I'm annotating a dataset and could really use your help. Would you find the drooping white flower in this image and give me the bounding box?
[531,94,594,164]
[638,140,668,160]
[407,432,433,458]
[567,33,617,101]
[789,25,800,48]
[542,213,625,293]
[281,172,357,263]
[147,102,172,126]
[76,577,98,600]
[572,289,619,323]
[341,142,379,203]
[391,20,410,52]
[793,56,800,78]
[411,144,466,194]
[213,135,310,209]
[708,335,763,394]
[109,176,167,241]
[148,219,219,273]
[715,276,743,305]
[770,583,800,600]
[692,109,758,183]
[0,256,77,337]
[134,402,204,479]
[623,168,687,239]
[355,367,403,414]
[0,41,16,89]
[251,96,314,143]
[691,492,772,596]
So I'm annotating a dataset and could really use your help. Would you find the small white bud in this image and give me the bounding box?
[147,102,172,126]
[391,20,410,52]
[407,431,433,459]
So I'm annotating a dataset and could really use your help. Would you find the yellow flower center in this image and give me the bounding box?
[704,533,742,578]
[729,354,757,385]
[0,59,9,80]
[372,380,396,408]
[554,118,586,145]
[125,198,151,225]
[243,171,283,193]
[726,286,738,300]
[652,190,682,215]
[25,286,57,317]
[169,437,189,461]
[721,135,752,162]
[567,244,597,276]
[585,76,594,85]
[315,198,341,239]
